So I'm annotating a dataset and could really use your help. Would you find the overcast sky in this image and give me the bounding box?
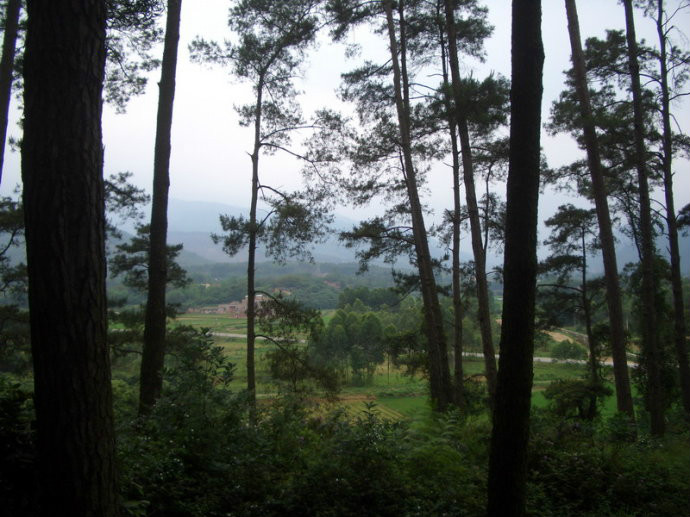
[1,1,688,232]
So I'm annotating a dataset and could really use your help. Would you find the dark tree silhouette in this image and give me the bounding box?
[486,1,544,515]
[140,0,182,416]
[21,0,118,515]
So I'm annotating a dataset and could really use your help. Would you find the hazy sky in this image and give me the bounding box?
[1,1,688,231]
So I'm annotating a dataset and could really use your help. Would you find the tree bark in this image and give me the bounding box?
[564,0,635,419]
[486,1,543,516]
[655,0,690,416]
[384,0,453,410]
[443,0,498,406]
[0,0,20,184]
[140,0,182,416]
[21,1,118,515]
[623,0,665,436]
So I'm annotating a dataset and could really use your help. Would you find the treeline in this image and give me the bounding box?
[108,261,401,310]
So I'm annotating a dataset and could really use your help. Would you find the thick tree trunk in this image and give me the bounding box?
[486,1,543,516]
[140,0,182,416]
[0,0,20,184]
[384,0,452,410]
[21,1,118,515]
[656,0,690,416]
[564,0,635,419]
[443,0,497,406]
[623,0,665,436]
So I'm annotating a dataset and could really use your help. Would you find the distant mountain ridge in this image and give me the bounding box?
[165,198,404,266]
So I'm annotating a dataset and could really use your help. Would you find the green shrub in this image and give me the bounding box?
[0,377,37,517]
[551,340,587,361]
[543,379,612,420]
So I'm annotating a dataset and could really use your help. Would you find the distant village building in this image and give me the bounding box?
[188,293,269,318]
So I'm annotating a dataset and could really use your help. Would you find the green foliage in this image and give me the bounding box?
[211,188,332,265]
[311,307,387,385]
[104,171,150,239]
[105,0,164,111]
[527,411,690,517]
[0,197,29,375]
[257,294,340,395]
[338,286,400,310]
[543,379,612,420]
[551,340,587,361]
[110,224,190,293]
[0,377,36,516]
[623,258,680,412]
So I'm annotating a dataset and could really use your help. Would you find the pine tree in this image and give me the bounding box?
[21,1,118,514]
[486,1,544,515]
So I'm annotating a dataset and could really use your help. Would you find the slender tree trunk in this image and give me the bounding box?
[564,0,635,419]
[486,1,543,516]
[437,7,464,406]
[580,230,597,382]
[0,0,20,184]
[443,0,498,406]
[655,0,690,415]
[21,1,118,515]
[483,174,491,255]
[451,121,465,406]
[384,0,452,410]
[246,78,264,418]
[623,0,665,436]
[140,0,182,416]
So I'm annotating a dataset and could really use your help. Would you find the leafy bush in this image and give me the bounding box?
[551,340,587,361]
[527,410,690,517]
[543,379,612,420]
[0,377,37,516]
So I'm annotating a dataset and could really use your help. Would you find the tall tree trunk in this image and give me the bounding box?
[21,1,118,515]
[437,5,464,406]
[623,0,665,436]
[655,0,690,415]
[443,0,497,406]
[140,0,182,416]
[451,118,465,405]
[246,77,264,418]
[384,0,452,410]
[564,0,635,419]
[0,0,20,184]
[486,1,543,516]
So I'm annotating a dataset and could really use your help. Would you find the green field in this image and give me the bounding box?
[175,313,248,333]
[174,313,604,421]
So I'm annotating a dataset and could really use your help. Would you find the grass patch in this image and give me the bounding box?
[174,314,248,333]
